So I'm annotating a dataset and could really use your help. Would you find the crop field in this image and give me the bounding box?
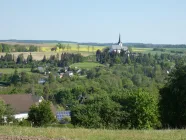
[0,42,107,60]
[70,62,104,69]
[0,68,31,74]
[0,126,186,140]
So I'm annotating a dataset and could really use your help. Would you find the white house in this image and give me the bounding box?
[66,71,73,77]
[109,34,128,53]
[0,94,44,121]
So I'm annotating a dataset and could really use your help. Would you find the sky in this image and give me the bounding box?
[0,0,186,44]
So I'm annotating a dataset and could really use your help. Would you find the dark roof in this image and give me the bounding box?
[0,94,42,114]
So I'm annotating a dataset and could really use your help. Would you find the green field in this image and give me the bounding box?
[132,47,186,55]
[0,68,31,74]
[70,62,104,69]
[0,126,186,140]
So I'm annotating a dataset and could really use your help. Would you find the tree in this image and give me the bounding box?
[56,53,59,60]
[20,72,30,84]
[11,69,20,85]
[0,44,3,52]
[123,90,160,129]
[160,63,186,128]
[96,49,101,62]
[27,53,33,63]
[71,95,122,129]
[56,43,62,49]
[43,84,50,100]
[4,104,15,123]
[0,99,6,123]
[28,101,55,126]
[132,74,142,86]
[42,55,47,62]
[16,54,24,64]
[0,100,14,124]
[48,73,55,84]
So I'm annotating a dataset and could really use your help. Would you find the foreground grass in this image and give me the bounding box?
[0,126,186,140]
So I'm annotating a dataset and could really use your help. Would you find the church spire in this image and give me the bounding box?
[118,34,121,44]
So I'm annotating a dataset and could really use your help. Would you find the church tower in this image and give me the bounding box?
[118,34,122,47]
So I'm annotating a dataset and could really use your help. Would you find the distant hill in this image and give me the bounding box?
[0,40,186,48]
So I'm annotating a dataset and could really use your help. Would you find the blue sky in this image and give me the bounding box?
[0,0,186,44]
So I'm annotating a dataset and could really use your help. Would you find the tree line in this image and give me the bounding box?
[0,43,38,52]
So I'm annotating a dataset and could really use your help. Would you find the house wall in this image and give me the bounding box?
[14,113,28,121]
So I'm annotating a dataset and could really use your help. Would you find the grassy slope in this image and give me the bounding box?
[0,68,31,74]
[70,62,104,69]
[0,126,186,140]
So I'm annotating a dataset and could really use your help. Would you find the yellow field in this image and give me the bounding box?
[39,44,105,52]
[0,42,107,60]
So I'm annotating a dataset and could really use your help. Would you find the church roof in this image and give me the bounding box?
[110,45,128,51]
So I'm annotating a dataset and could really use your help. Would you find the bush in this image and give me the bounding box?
[28,101,56,127]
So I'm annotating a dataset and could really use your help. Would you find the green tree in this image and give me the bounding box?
[0,100,14,124]
[43,84,50,100]
[0,44,3,52]
[28,101,55,126]
[20,72,30,84]
[11,69,20,85]
[42,55,47,62]
[160,63,186,128]
[126,91,160,129]
[4,104,15,123]
[56,43,62,49]
[71,95,122,129]
[0,99,6,123]
[132,74,142,86]
[48,73,55,84]
[16,54,24,64]
[27,53,33,63]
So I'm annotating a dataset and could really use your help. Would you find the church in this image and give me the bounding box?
[109,34,128,53]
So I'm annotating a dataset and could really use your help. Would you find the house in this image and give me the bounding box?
[38,79,46,84]
[59,73,64,78]
[0,94,44,121]
[109,34,128,53]
[37,67,45,73]
[66,71,73,77]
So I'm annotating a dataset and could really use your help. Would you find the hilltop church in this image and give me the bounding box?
[109,34,128,53]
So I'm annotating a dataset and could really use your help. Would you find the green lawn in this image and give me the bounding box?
[0,68,31,74]
[0,126,186,140]
[70,62,104,69]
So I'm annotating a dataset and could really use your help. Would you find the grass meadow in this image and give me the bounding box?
[132,47,186,55]
[0,126,186,140]
[0,68,31,74]
[70,62,104,69]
